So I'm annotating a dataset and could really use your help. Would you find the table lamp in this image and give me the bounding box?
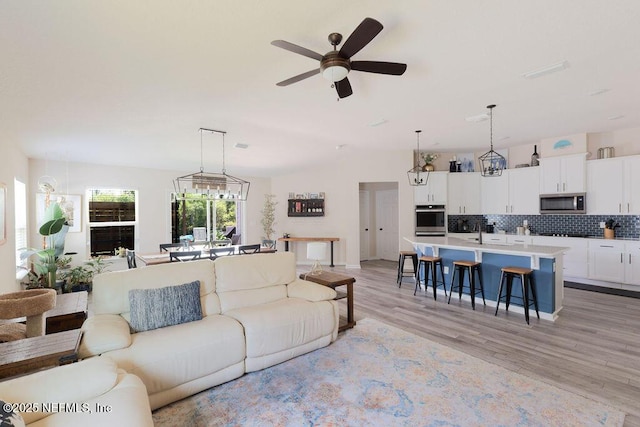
[306,242,327,276]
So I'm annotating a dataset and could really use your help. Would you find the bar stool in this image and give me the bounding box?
[397,251,418,287]
[447,260,486,310]
[415,255,447,300]
[495,266,540,324]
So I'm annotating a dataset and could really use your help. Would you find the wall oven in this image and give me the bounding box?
[415,205,446,236]
[539,193,586,214]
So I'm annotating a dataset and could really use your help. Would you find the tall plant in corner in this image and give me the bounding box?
[21,202,68,288]
[261,194,277,248]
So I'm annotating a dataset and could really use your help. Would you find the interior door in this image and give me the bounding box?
[359,190,371,261]
[376,189,399,261]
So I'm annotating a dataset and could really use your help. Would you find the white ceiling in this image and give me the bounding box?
[3,0,640,177]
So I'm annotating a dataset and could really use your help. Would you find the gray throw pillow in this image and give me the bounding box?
[0,400,26,427]
[129,281,202,333]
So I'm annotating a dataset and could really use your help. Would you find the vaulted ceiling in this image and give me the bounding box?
[3,0,640,177]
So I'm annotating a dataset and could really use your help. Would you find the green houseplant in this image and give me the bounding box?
[260,194,277,248]
[61,257,107,293]
[21,202,69,289]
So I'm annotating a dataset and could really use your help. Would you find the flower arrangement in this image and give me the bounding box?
[421,152,438,164]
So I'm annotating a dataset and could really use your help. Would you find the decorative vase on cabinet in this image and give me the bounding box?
[530,145,539,166]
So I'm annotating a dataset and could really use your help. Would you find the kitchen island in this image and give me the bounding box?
[405,236,569,321]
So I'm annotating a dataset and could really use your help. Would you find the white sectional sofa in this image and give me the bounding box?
[79,251,339,410]
[0,357,153,426]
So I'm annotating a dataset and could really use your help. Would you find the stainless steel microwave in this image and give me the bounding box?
[539,193,586,214]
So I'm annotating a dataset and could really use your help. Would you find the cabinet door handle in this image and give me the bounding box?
[511,205,513,213]
[619,203,622,213]
[621,253,623,263]
[629,253,632,264]
[563,182,566,191]
[506,205,509,213]
[556,183,559,192]
[463,206,466,213]
[628,203,630,213]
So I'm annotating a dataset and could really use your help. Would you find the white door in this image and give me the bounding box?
[359,190,371,261]
[376,189,398,261]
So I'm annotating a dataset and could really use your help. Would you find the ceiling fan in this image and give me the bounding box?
[271,17,407,99]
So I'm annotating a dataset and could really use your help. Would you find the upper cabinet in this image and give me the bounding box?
[448,172,481,214]
[539,153,586,194]
[587,155,640,214]
[480,167,540,215]
[414,172,448,205]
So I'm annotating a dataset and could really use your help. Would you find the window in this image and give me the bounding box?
[14,179,27,267]
[88,189,137,256]
[171,195,239,242]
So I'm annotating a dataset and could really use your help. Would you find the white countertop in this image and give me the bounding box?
[405,236,569,258]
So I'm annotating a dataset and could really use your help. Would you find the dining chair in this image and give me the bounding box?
[169,251,202,262]
[208,247,235,260]
[238,244,261,254]
[126,249,137,269]
[159,242,183,252]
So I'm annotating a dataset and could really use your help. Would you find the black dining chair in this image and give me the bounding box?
[126,249,137,269]
[169,251,202,262]
[208,247,235,260]
[159,242,183,252]
[238,244,261,254]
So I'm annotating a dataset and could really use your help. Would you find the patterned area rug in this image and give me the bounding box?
[153,318,625,426]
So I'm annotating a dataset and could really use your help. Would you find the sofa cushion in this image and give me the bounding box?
[215,252,295,312]
[92,259,220,317]
[0,400,25,427]
[0,357,119,425]
[79,314,132,358]
[129,281,202,333]
[224,298,336,360]
[104,315,245,397]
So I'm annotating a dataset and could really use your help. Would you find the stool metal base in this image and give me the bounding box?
[447,261,486,310]
[495,267,540,324]
[415,256,447,300]
[397,251,418,288]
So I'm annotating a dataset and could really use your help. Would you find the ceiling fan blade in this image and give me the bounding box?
[271,40,323,61]
[339,17,383,59]
[335,77,353,98]
[276,68,320,86]
[351,61,407,75]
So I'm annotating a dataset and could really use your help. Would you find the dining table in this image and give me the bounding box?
[136,244,276,266]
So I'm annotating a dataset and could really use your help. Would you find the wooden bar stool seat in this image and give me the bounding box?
[447,260,486,310]
[415,256,447,300]
[495,266,540,324]
[397,251,418,287]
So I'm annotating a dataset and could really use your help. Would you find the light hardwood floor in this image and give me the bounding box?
[319,260,640,427]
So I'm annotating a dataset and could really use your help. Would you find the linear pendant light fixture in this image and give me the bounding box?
[478,104,506,177]
[173,128,250,201]
[407,130,428,186]
[522,60,569,79]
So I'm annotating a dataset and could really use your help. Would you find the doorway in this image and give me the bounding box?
[358,182,399,261]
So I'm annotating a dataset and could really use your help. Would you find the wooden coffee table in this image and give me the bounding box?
[300,271,356,332]
[0,329,82,379]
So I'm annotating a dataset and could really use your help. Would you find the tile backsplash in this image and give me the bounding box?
[448,214,640,239]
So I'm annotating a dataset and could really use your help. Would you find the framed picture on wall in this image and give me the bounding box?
[0,183,6,245]
[36,193,82,233]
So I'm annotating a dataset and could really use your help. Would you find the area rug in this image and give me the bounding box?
[152,318,625,426]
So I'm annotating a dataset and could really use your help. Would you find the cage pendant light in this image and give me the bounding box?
[173,128,250,201]
[478,104,506,177]
[407,130,428,186]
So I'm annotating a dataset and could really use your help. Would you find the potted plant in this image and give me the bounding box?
[261,194,277,248]
[61,257,107,293]
[421,153,438,171]
[20,202,69,290]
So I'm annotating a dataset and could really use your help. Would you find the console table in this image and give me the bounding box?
[278,237,339,267]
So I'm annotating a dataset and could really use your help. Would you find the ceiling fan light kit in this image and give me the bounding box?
[407,130,428,186]
[478,104,506,177]
[272,17,407,98]
[173,128,250,201]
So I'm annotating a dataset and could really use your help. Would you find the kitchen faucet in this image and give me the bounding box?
[477,222,483,245]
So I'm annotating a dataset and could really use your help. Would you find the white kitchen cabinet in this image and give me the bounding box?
[624,242,640,288]
[506,235,533,245]
[414,172,448,205]
[532,236,588,278]
[480,173,508,214]
[588,240,625,283]
[448,172,481,214]
[509,167,540,214]
[481,167,540,215]
[587,155,640,214]
[540,153,586,194]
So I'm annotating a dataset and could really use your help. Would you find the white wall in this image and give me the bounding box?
[27,159,270,263]
[271,148,414,268]
[0,143,29,294]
